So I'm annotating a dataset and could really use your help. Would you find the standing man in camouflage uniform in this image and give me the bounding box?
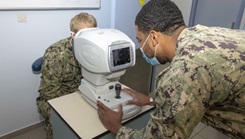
[36,12,97,139]
[97,0,245,138]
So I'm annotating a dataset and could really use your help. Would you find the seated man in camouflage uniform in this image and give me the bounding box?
[36,12,97,139]
[97,0,245,139]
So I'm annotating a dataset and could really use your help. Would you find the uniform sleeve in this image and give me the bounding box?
[38,46,64,100]
[116,60,212,139]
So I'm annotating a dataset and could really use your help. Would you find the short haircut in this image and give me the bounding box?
[70,12,97,33]
[135,0,185,35]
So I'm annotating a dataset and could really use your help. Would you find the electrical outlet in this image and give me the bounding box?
[17,13,27,22]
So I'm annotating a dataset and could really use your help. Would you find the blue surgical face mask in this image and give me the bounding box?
[140,34,160,65]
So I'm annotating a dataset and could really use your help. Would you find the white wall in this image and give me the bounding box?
[0,0,112,136]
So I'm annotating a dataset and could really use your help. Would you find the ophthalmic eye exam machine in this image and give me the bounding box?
[74,28,142,120]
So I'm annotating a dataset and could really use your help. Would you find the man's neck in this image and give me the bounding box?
[172,25,187,41]
[168,25,187,61]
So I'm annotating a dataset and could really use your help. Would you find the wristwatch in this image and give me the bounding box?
[149,96,154,106]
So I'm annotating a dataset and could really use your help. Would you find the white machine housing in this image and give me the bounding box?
[74,28,141,119]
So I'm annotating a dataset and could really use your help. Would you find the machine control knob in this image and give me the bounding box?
[115,83,121,99]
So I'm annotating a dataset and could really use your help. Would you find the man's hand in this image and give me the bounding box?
[97,100,122,135]
[123,88,150,106]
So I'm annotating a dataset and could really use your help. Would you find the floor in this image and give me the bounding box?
[10,122,229,139]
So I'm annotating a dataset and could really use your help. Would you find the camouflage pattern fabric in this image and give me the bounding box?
[116,25,245,139]
[36,37,82,139]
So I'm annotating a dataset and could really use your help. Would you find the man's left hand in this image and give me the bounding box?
[97,100,123,135]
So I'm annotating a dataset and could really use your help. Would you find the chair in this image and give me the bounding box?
[32,57,43,74]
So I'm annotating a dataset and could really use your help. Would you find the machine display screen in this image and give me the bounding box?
[112,47,131,67]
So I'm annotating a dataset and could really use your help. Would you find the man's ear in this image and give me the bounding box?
[150,30,158,47]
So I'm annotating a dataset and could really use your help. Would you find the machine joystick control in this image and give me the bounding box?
[115,83,121,99]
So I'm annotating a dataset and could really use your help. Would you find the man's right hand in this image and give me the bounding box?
[122,88,150,106]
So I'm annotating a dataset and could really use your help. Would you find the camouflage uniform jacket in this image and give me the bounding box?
[116,25,245,139]
[38,37,82,100]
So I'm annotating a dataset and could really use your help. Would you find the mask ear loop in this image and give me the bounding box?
[153,43,158,57]
[142,34,151,50]
[151,34,158,57]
